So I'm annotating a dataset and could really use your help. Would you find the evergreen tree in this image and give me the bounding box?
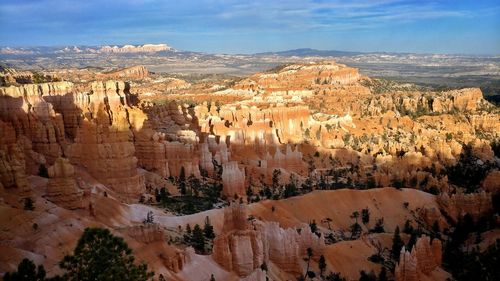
[143,211,154,224]
[350,222,362,239]
[378,267,388,281]
[407,231,418,251]
[371,218,385,233]
[325,272,347,281]
[203,216,215,239]
[4,258,48,281]
[391,226,404,261]
[260,262,268,272]
[192,224,205,253]
[24,197,35,211]
[210,274,215,281]
[318,255,327,276]
[359,270,376,281]
[403,220,414,234]
[59,228,154,281]
[361,208,370,225]
[272,169,281,190]
[309,220,318,233]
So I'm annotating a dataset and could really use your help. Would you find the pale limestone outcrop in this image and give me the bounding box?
[395,235,442,281]
[395,246,418,281]
[297,225,326,258]
[46,157,86,209]
[261,222,302,274]
[213,205,266,277]
[222,161,245,197]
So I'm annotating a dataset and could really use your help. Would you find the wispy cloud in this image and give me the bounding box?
[0,0,498,54]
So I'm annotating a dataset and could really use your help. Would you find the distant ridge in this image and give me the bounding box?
[0,44,176,55]
[255,48,362,57]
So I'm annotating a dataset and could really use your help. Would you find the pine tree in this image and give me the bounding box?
[391,226,404,261]
[303,247,313,280]
[371,218,385,233]
[361,208,370,225]
[24,197,35,211]
[59,228,154,281]
[143,211,154,224]
[309,220,318,233]
[378,267,388,281]
[4,258,48,281]
[203,216,215,239]
[318,255,326,276]
[272,169,281,190]
[192,224,205,253]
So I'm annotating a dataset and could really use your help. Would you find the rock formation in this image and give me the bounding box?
[213,205,266,277]
[260,222,302,274]
[46,157,86,209]
[98,44,172,53]
[98,65,149,80]
[222,162,245,197]
[395,235,442,281]
[125,224,165,244]
[437,192,492,222]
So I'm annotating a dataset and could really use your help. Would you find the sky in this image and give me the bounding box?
[0,0,499,55]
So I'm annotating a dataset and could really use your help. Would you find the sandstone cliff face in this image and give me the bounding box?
[125,224,165,244]
[395,235,442,281]
[483,170,500,193]
[0,81,147,202]
[46,157,86,209]
[124,224,190,273]
[99,65,149,80]
[437,192,492,222]
[212,204,327,277]
[235,61,360,92]
[0,120,31,194]
[213,205,266,277]
[260,222,302,274]
[67,81,146,202]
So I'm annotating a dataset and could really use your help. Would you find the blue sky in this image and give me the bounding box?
[0,0,499,54]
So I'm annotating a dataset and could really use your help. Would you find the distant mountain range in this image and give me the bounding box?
[0,44,175,55]
[1,44,496,58]
[255,48,363,57]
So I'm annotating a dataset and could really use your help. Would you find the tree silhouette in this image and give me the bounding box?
[23,197,35,211]
[361,208,370,225]
[203,216,215,239]
[192,224,205,253]
[59,228,154,281]
[318,254,327,276]
[3,258,49,281]
[391,226,404,261]
[303,247,313,280]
